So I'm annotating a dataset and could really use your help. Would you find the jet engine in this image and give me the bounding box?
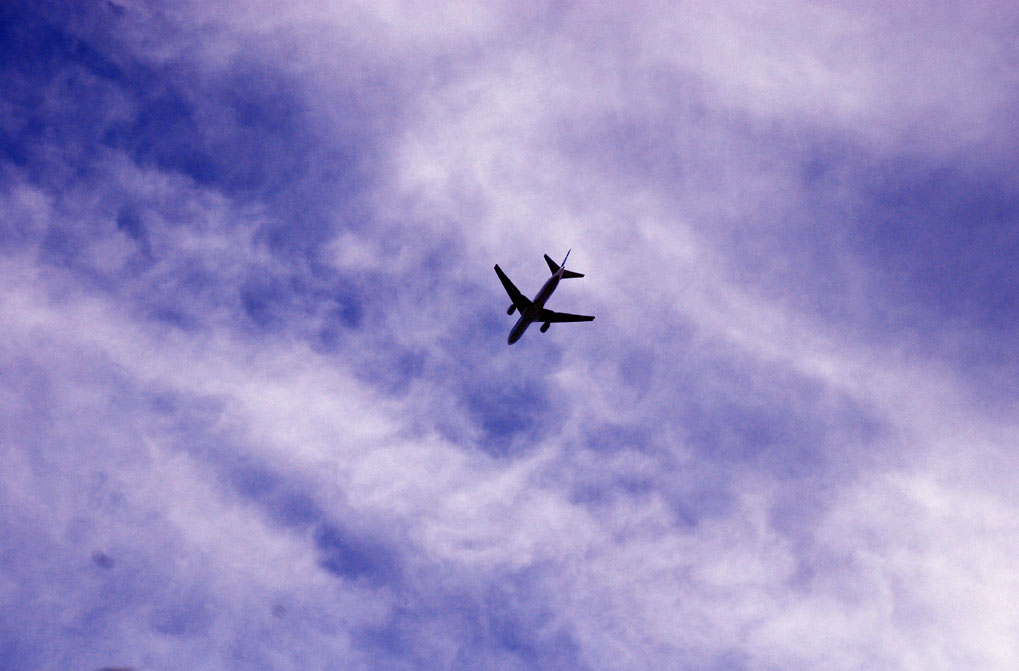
[507,305,515,315]
[540,322,550,333]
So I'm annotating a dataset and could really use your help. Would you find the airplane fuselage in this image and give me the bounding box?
[508,272,562,344]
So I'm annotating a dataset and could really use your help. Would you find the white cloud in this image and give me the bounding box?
[2,1,1017,668]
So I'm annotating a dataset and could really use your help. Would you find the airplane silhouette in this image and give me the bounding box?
[495,250,595,344]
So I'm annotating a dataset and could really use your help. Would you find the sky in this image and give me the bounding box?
[1,1,1017,669]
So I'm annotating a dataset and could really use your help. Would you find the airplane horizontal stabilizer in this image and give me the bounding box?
[544,254,585,278]
[544,254,560,274]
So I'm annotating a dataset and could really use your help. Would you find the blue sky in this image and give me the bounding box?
[2,1,1017,669]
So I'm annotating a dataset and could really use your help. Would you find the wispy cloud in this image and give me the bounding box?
[2,1,1017,669]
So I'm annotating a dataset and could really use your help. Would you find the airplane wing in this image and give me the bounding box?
[494,265,532,312]
[538,308,595,323]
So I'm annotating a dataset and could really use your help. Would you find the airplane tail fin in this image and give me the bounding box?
[544,251,585,278]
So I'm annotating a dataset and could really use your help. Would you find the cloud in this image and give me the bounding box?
[2,1,1017,669]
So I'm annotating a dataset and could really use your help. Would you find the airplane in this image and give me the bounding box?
[494,250,595,344]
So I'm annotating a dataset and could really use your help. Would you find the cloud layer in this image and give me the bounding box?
[2,1,1017,669]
